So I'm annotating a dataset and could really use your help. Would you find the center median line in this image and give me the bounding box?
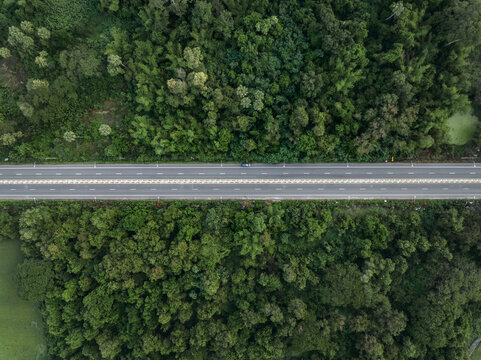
[0,178,480,185]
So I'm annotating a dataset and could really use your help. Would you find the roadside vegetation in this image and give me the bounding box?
[0,1,481,162]
[0,200,480,359]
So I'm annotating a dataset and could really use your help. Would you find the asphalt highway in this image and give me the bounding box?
[0,162,479,200]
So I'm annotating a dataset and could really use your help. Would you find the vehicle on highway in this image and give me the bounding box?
[241,163,251,167]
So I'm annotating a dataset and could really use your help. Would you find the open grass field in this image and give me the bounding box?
[446,111,479,145]
[0,240,46,360]
[473,348,481,360]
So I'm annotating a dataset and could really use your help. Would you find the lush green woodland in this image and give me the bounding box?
[0,0,481,162]
[0,200,479,359]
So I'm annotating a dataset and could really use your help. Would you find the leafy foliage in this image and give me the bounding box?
[5,200,481,359]
[0,0,479,161]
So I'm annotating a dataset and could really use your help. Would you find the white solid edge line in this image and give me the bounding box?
[0,194,478,198]
[0,164,479,170]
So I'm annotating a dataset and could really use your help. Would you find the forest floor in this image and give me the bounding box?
[0,240,46,360]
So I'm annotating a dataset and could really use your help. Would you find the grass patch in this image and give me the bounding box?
[473,347,481,360]
[0,240,46,360]
[446,111,479,145]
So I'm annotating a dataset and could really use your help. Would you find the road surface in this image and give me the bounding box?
[0,162,479,200]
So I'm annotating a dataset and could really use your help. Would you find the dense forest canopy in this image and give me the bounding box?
[0,0,481,162]
[1,200,480,359]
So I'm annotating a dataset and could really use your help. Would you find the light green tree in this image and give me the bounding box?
[385,2,405,20]
[20,21,34,34]
[0,48,10,59]
[1,132,23,146]
[167,78,187,95]
[236,85,248,98]
[37,27,51,40]
[35,51,48,68]
[190,72,208,87]
[63,131,76,142]
[99,124,112,136]
[240,97,251,108]
[106,54,124,76]
[183,47,203,69]
[8,26,34,53]
[27,79,49,91]
[17,102,34,118]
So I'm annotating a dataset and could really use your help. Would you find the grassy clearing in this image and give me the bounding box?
[473,347,481,360]
[446,112,479,145]
[0,240,46,360]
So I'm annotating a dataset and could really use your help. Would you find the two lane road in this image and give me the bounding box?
[0,163,479,200]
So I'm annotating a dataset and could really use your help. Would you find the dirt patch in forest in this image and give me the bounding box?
[88,100,128,127]
[0,56,26,90]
